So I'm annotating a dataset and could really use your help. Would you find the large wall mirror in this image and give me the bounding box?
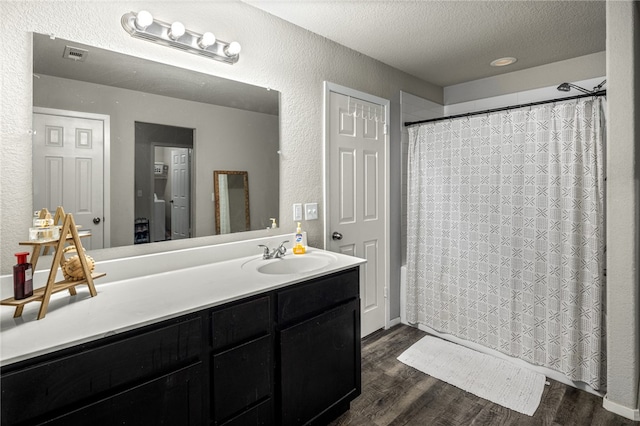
[31,33,280,251]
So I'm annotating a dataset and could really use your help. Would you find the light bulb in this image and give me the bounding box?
[224,41,241,57]
[490,57,517,67]
[198,32,216,48]
[168,21,185,40]
[135,10,153,30]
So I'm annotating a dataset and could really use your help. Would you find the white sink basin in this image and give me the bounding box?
[242,251,338,275]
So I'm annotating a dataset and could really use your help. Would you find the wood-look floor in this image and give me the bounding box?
[329,325,635,426]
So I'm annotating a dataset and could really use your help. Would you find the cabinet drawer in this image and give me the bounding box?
[212,334,273,423]
[220,398,273,426]
[277,268,359,324]
[36,363,203,426]
[212,295,271,350]
[1,315,202,426]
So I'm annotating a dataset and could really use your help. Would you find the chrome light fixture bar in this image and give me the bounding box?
[121,11,241,64]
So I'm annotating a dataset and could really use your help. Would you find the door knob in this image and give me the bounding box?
[332,232,343,241]
[93,217,101,225]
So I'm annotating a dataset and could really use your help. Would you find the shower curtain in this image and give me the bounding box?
[406,98,606,390]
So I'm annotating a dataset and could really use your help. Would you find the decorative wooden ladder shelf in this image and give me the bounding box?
[1,210,105,320]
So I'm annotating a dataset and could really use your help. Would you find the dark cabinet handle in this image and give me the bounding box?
[93,217,101,225]
[332,232,343,241]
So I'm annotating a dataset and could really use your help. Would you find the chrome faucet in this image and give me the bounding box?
[258,240,289,259]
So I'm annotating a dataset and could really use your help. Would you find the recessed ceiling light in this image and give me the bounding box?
[490,57,517,67]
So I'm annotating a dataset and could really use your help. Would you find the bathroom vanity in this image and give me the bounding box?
[0,238,364,426]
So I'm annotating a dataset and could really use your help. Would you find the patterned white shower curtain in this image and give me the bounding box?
[406,98,606,389]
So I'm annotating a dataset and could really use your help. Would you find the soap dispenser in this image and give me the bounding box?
[293,222,306,255]
[13,252,34,300]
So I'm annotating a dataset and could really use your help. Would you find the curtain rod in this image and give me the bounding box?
[404,90,606,128]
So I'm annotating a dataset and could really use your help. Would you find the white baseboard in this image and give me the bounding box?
[387,317,401,328]
[603,395,640,421]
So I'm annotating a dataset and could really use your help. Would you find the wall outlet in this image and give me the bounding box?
[293,203,303,221]
[304,203,318,220]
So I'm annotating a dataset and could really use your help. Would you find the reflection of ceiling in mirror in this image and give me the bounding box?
[32,33,279,116]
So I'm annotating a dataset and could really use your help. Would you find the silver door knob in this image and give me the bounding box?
[332,232,343,241]
[93,217,101,224]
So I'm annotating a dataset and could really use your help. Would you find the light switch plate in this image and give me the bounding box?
[304,203,318,220]
[293,203,303,221]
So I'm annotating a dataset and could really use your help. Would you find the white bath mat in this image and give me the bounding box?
[397,335,545,416]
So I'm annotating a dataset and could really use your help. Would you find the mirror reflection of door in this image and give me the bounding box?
[32,108,108,250]
[170,148,191,240]
[214,171,250,234]
[135,122,193,244]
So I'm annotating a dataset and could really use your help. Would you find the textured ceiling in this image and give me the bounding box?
[242,0,606,87]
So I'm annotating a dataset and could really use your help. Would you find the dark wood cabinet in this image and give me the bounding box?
[277,269,361,425]
[1,267,360,426]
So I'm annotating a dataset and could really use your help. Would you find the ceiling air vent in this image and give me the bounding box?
[63,45,89,62]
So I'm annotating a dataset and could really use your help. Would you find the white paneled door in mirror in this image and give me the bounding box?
[33,108,107,250]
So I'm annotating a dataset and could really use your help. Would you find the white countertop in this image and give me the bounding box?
[0,236,365,367]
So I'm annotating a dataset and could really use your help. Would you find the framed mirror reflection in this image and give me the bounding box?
[214,171,250,235]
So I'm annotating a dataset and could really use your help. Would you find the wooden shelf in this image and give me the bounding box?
[19,229,88,246]
[1,273,107,307]
[19,230,91,269]
[1,208,105,320]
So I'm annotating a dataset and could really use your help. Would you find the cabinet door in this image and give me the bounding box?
[39,363,203,426]
[279,299,361,426]
[212,334,273,424]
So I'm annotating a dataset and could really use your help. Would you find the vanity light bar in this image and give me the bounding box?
[121,11,241,64]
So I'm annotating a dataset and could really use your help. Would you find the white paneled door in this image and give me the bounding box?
[170,148,191,240]
[326,85,389,337]
[32,109,108,250]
